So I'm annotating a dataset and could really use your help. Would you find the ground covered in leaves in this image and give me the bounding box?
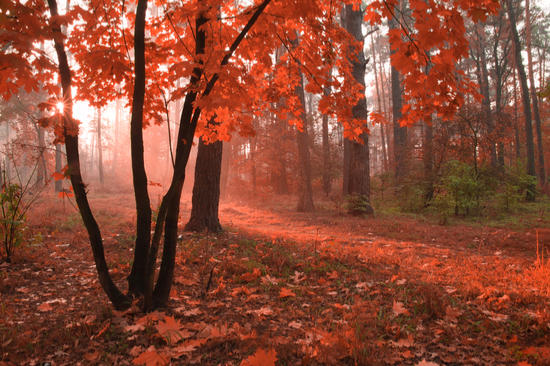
[1,190,550,365]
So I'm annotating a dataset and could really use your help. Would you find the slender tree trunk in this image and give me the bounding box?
[514,67,521,161]
[526,0,546,185]
[294,71,315,212]
[36,126,45,186]
[322,76,332,196]
[47,0,130,310]
[506,0,537,200]
[112,94,120,176]
[343,3,373,215]
[184,136,223,232]
[371,33,388,171]
[97,107,104,185]
[220,141,230,199]
[127,0,152,296]
[55,144,62,192]
[389,9,407,181]
[477,22,497,167]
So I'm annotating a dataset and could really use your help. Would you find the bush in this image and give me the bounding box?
[0,181,27,262]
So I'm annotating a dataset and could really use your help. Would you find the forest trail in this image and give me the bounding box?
[1,192,549,365]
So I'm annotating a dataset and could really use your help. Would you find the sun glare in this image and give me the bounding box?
[56,101,65,113]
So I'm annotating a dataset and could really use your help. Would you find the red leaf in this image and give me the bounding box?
[279,288,296,298]
[241,348,277,366]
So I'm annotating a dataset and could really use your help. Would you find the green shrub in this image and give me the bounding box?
[0,181,27,262]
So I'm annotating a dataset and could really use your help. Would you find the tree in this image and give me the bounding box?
[344,3,373,215]
[505,0,537,201]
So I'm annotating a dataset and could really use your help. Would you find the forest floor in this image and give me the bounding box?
[1,188,550,365]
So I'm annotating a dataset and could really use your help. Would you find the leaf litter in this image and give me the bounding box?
[0,191,549,365]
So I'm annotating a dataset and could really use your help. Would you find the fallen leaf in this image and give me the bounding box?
[132,347,171,366]
[125,324,145,332]
[37,303,53,312]
[392,300,410,316]
[156,316,192,342]
[261,274,279,285]
[183,308,202,317]
[240,268,261,282]
[84,350,99,361]
[415,360,439,366]
[279,288,296,298]
[241,348,277,366]
[288,321,302,329]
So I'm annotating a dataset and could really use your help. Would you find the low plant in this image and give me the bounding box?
[346,194,374,216]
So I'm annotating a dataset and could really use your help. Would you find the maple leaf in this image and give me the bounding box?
[183,308,202,317]
[392,301,410,316]
[241,348,277,366]
[172,339,207,356]
[155,316,192,342]
[240,268,261,282]
[279,288,296,298]
[132,347,171,366]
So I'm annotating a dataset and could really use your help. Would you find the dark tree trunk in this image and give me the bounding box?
[506,0,537,200]
[47,0,130,310]
[344,3,373,215]
[184,137,223,232]
[389,9,407,181]
[127,0,152,296]
[36,126,46,186]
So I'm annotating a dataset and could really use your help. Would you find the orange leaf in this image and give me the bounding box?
[155,316,191,342]
[279,288,296,298]
[132,348,171,366]
[240,268,261,282]
[37,303,52,312]
[241,348,277,366]
[392,300,410,316]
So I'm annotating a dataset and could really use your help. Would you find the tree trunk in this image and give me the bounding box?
[389,9,407,181]
[294,70,314,212]
[506,0,537,200]
[344,3,373,215]
[97,107,104,185]
[322,77,332,195]
[112,94,120,176]
[526,0,546,185]
[127,0,152,296]
[55,144,62,192]
[219,141,230,199]
[371,32,388,172]
[36,126,46,187]
[47,0,130,310]
[184,137,223,232]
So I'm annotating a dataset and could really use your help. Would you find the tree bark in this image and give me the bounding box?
[506,0,537,200]
[389,9,407,181]
[526,0,546,185]
[184,137,223,233]
[127,0,151,296]
[344,3,373,215]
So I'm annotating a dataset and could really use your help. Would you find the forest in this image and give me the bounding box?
[1,0,550,364]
